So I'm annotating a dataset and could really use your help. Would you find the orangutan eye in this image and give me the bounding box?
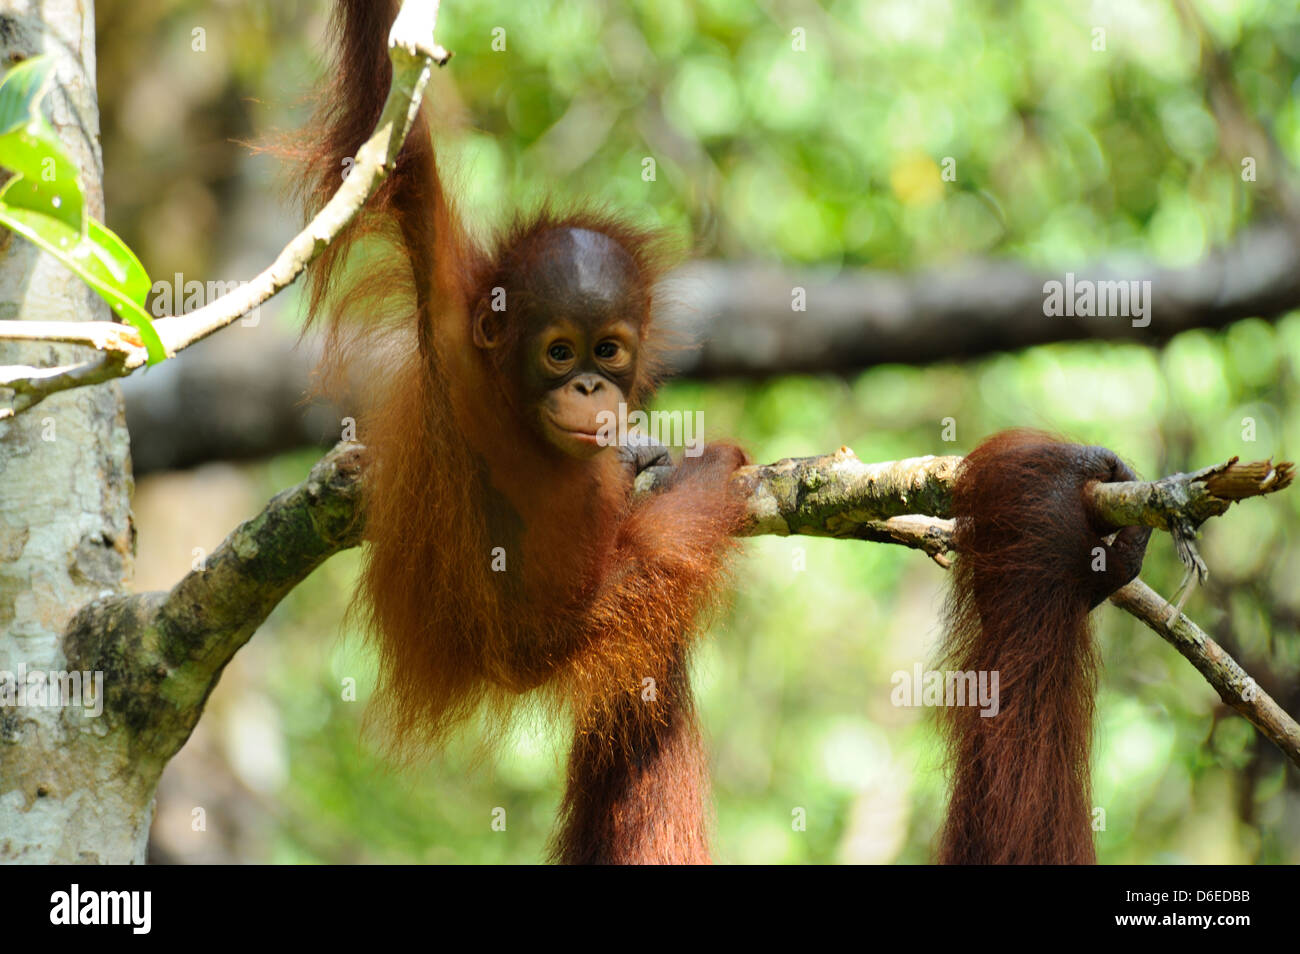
[594,341,618,360]
[548,343,574,362]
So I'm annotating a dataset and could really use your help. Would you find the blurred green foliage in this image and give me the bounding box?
[98,0,1300,275]
[101,0,1300,863]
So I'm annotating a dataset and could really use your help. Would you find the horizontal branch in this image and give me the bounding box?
[0,0,448,419]
[1093,456,1296,529]
[679,445,1291,535]
[668,223,1300,377]
[66,440,1299,769]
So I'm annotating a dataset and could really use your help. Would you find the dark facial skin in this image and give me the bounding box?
[529,313,640,458]
[476,227,646,459]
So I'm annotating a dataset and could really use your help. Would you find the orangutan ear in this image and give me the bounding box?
[471,301,504,350]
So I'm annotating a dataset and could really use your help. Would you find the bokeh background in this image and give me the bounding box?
[98,0,1300,863]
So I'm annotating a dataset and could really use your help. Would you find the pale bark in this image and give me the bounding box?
[0,0,146,864]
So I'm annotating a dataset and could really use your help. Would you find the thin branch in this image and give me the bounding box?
[0,0,449,419]
[65,440,1300,769]
[1091,456,1296,530]
[854,515,954,567]
[0,352,125,419]
[1090,455,1294,617]
[1111,578,1300,766]
[0,319,146,350]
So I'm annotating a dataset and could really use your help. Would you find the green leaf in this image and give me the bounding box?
[0,56,54,135]
[0,55,164,364]
[0,56,82,232]
[0,190,166,364]
[0,136,84,233]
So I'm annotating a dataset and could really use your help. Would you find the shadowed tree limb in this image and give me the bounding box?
[669,225,1300,377]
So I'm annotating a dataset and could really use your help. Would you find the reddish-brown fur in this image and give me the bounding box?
[297,6,1149,867]
[295,0,747,864]
[937,429,1150,864]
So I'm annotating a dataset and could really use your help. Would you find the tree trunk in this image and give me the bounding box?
[0,0,147,864]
